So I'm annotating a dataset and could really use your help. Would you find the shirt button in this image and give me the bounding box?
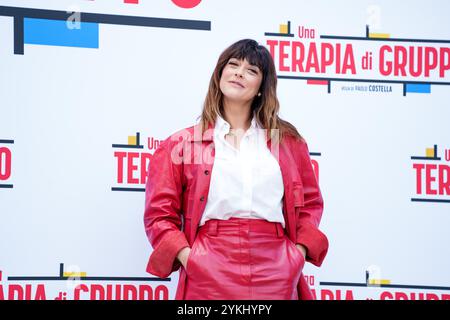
[200,196,205,201]
[204,170,209,175]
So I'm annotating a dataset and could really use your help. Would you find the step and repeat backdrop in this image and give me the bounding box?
[1,0,449,300]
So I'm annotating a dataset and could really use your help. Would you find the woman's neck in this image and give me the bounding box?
[222,99,252,130]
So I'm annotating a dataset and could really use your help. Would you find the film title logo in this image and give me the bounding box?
[0,264,169,300]
[317,267,450,300]
[411,145,450,203]
[0,139,13,189]
[112,132,161,192]
[264,21,450,95]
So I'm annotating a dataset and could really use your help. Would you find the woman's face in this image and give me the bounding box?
[219,57,263,105]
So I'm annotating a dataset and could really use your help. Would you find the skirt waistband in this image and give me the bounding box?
[199,218,285,238]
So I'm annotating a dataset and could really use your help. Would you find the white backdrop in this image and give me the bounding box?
[1,0,449,300]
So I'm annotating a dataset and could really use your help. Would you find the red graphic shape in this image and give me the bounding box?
[171,0,202,9]
[307,80,328,85]
[0,147,12,180]
[124,0,139,4]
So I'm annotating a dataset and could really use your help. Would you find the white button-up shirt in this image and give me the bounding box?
[200,114,285,227]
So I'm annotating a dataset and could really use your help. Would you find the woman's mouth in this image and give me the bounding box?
[229,81,245,88]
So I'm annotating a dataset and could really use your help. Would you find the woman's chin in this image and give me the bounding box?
[222,93,250,104]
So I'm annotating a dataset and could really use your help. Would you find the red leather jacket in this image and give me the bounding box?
[144,122,328,300]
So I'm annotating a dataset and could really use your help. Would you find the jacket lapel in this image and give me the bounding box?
[188,122,215,241]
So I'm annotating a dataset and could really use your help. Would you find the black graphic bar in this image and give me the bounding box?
[0,184,14,188]
[320,34,450,44]
[310,152,321,156]
[111,187,145,192]
[410,156,441,160]
[8,263,170,281]
[321,282,368,287]
[8,276,170,282]
[0,6,211,55]
[0,6,211,30]
[0,139,14,144]
[13,15,23,55]
[264,21,294,37]
[411,145,441,160]
[278,75,450,86]
[59,263,64,277]
[411,198,450,203]
[321,281,450,291]
[136,132,140,146]
[112,132,144,149]
[323,24,450,44]
[264,32,294,37]
[112,144,144,149]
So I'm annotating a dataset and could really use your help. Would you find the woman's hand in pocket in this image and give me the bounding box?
[177,247,191,269]
[295,244,307,259]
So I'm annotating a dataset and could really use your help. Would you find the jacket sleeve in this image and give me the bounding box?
[295,140,329,267]
[143,139,189,278]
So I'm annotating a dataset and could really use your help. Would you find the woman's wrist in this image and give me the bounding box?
[295,244,307,258]
[177,246,191,268]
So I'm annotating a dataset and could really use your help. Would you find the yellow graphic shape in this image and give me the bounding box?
[63,272,87,277]
[279,24,288,34]
[369,33,390,39]
[426,147,435,158]
[128,135,137,145]
[368,279,391,285]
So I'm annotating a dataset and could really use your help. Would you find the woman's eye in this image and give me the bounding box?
[249,69,258,74]
[229,61,238,66]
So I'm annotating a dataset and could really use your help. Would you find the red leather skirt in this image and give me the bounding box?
[183,218,305,300]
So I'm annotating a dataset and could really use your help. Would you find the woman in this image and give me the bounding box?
[144,39,328,300]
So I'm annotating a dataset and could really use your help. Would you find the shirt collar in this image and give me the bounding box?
[215,113,260,137]
[215,113,230,135]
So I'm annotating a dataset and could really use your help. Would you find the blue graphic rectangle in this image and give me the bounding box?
[406,84,431,93]
[24,18,99,48]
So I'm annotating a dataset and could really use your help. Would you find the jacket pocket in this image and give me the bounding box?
[185,237,199,276]
[285,236,305,275]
